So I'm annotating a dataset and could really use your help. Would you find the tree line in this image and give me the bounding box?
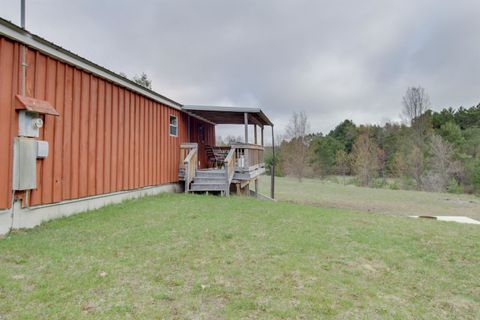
[267,87,480,194]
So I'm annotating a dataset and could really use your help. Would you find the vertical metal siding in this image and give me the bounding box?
[0,35,215,209]
[0,38,17,209]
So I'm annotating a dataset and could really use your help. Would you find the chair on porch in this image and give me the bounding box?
[205,145,226,168]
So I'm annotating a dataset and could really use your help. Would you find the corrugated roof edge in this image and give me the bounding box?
[0,17,185,110]
[184,105,273,126]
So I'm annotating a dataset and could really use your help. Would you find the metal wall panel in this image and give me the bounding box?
[0,38,18,209]
[0,35,215,209]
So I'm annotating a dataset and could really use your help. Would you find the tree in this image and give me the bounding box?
[411,110,434,143]
[335,149,350,185]
[439,121,464,146]
[133,72,152,90]
[406,145,425,189]
[283,111,310,181]
[351,133,379,186]
[422,135,461,192]
[432,107,455,129]
[216,135,243,146]
[286,111,310,140]
[402,86,431,125]
[470,160,480,193]
[312,136,343,176]
[463,128,480,158]
[454,104,480,129]
[264,149,282,177]
[328,120,357,152]
[390,151,407,178]
[376,147,387,179]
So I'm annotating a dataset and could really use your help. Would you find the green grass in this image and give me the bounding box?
[260,175,480,220]
[1,193,479,319]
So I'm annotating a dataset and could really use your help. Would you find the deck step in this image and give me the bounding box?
[184,169,228,193]
[195,170,225,178]
[190,182,227,192]
[194,176,226,183]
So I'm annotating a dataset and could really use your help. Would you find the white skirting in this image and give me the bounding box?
[0,183,181,235]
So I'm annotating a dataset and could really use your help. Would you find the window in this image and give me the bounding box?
[169,115,178,137]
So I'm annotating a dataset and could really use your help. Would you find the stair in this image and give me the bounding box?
[188,169,228,193]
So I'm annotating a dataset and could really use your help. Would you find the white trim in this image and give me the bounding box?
[0,183,181,235]
[184,105,262,113]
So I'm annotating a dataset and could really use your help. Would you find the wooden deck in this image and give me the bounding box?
[179,143,265,196]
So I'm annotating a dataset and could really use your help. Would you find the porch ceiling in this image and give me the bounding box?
[183,105,273,126]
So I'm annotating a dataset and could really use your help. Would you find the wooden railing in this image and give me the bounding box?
[231,143,265,172]
[180,143,198,193]
[223,147,237,196]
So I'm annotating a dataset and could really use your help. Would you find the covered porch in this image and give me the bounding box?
[179,106,275,198]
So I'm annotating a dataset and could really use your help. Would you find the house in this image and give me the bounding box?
[0,18,274,235]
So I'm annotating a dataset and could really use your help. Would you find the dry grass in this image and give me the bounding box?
[260,175,480,220]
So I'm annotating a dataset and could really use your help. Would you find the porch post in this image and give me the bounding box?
[187,115,191,141]
[244,112,249,143]
[254,125,258,145]
[261,125,264,146]
[271,125,275,199]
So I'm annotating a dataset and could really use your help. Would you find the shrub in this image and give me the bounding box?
[389,180,400,190]
[447,179,463,194]
[371,178,388,189]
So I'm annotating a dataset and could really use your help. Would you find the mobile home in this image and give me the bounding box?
[0,18,274,234]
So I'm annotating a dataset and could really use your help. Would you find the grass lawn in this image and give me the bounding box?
[1,193,479,319]
[260,175,480,220]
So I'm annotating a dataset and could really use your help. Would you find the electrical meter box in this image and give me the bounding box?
[13,137,37,190]
[18,110,43,138]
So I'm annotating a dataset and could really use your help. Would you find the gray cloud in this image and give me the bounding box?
[2,0,480,138]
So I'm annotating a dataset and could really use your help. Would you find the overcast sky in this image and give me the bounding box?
[2,0,479,139]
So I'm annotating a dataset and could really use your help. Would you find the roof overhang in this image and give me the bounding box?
[183,105,273,126]
[16,95,60,116]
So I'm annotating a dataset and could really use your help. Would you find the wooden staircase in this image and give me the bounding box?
[179,142,265,197]
[188,169,228,193]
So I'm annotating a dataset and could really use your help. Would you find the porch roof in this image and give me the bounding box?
[183,105,273,126]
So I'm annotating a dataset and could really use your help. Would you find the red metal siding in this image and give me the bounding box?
[0,35,214,209]
[0,38,18,209]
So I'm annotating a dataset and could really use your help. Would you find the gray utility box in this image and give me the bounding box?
[18,110,43,138]
[13,137,37,191]
[36,140,49,158]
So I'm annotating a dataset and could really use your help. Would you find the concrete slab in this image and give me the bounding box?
[410,215,480,225]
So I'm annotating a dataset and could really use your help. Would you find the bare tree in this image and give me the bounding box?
[352,133,379,186]
[422,135,462,192]
[406,145,425,189]
[335,149,350,185]
[286,111,309,140]
[120,72,153,90]
[133,72,152,90]
[402,86,430,125]
[283,111,310,181]
[216,135,243,146]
